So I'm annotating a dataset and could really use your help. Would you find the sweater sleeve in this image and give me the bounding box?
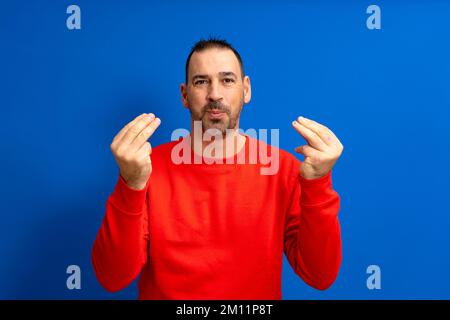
[283,168,342,290]
[91,174,150,292]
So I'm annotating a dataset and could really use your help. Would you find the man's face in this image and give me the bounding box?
[181,48,251,135]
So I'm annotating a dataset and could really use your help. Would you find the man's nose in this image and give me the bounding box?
[207,80,223,101]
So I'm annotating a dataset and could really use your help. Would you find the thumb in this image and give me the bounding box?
[295,145,306,154]
[295,144,316,158]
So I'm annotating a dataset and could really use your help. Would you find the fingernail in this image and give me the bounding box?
[148,113,155,119]
[155,118,161,124]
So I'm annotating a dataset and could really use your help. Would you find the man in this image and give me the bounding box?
[92,38,344,299]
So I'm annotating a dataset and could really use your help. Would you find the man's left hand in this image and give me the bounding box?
[292,116,344,180]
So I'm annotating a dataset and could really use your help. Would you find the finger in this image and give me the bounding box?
[112,113,150,146]
[137,141,152,160]
[120,114,156,146]
[295,144,321,158]
[297,116,338,147]
[130,117,161,151]
[292,120,329,152]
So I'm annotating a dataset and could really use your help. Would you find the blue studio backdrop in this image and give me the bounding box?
[1,0,449,299]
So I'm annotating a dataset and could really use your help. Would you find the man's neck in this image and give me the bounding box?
[189,128,246,160]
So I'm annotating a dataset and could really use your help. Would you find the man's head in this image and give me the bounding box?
[181,38,251,135]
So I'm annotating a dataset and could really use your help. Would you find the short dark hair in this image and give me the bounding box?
[185,37,245,83]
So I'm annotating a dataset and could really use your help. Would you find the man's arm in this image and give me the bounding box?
[284,170,342,290]
[91,113,160,292]
[91,174,150,292]
[285,115,344,289]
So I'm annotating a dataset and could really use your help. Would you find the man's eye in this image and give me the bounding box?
[194,80,208,85]
[223,78,235,84]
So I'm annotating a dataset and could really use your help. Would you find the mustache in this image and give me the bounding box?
[202,101,231,114]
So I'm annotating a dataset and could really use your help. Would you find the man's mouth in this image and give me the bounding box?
[206,109,225,119]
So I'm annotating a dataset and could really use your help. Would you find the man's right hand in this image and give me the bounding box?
[110,113,161,190]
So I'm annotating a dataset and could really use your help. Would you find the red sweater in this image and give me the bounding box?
[92,135,342,299]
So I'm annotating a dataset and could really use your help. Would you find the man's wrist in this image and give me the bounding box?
[299,170,335,206]
[109,174,149,214]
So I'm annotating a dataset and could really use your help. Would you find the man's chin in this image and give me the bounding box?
[203,120,231,135]
[204,125,226,134]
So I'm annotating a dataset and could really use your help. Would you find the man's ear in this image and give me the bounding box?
[180,83,189,109]
[243,76,252,104]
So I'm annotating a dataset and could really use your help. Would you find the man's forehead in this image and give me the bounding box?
[189,48,240,75]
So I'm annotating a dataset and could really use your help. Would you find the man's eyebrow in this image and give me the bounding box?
[191,72,238,82]
[192,74,209,81]
[219,71,237,78]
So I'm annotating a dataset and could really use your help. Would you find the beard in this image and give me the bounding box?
[188,96,243,135]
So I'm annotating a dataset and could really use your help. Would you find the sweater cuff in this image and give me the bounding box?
[299,170,334,206]
[109,174,149,215]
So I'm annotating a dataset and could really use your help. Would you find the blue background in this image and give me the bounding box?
[1,0,449,299]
